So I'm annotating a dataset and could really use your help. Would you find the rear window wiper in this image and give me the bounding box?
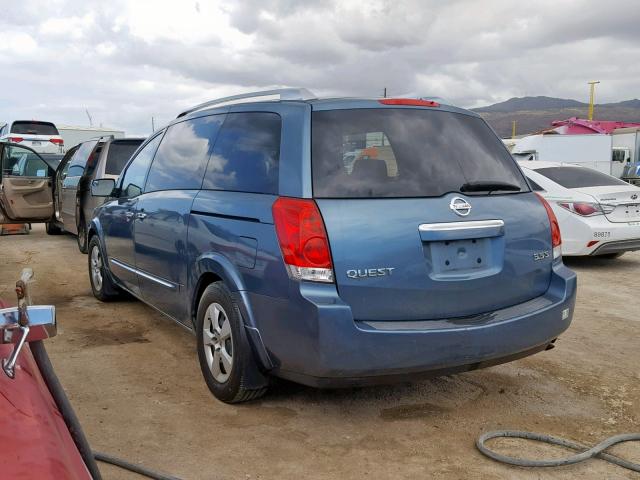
[460,181,522,193]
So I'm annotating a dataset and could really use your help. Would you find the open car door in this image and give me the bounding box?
[0,142,55,224]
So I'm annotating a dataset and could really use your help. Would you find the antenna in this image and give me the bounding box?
[85,109,93,127]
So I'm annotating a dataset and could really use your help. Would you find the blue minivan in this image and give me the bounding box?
[88,89,577,403]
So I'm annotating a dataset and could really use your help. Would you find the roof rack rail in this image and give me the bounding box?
[176,88,316,118]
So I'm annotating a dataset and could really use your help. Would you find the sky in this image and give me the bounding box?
[1,0,639,136]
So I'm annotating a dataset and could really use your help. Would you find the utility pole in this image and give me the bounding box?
[587,80,600,121]
[151,116,155,132]
[383,87,387,98]
[511,120,517,139]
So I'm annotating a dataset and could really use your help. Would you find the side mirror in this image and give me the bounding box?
[91,178,116,197]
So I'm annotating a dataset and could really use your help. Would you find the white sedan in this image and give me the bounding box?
[518,161,640,257]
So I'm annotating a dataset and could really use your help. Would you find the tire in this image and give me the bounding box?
[45,222,62,235]
[88,236,121,301]
[599,252,624,259]
[76,220,88,254]
[196,282,268,403]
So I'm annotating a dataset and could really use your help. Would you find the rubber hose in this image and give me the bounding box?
[31,340,183,480]
[93,451,183,480]
[477,430,640,472]
[30,340,103,480]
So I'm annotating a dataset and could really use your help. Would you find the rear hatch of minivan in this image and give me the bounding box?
[311,104,554,321]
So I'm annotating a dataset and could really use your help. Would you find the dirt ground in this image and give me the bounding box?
[1,224,638,479]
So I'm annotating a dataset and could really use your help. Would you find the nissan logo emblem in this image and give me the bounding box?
[450,197,472,216]
[632,194,638,200]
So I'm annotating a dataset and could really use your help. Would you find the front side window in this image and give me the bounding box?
[119,134,163,198]
[312,109,529,198]
[145,115,225,192]
[2,145,49,177]
[202,112,281,194]
[536,166,629,188]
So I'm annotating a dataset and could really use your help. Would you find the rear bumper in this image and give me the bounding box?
[246,263,577,387]
[590,238,640,255]
[560,213,640,256]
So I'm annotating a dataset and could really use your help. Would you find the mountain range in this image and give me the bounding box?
[472,96,640,137]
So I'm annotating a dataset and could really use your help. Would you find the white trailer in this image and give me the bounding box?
[510,134,623,176]
[57,125,125,150]
[612,127,640,184]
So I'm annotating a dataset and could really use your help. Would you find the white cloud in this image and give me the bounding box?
[0,0,639,136]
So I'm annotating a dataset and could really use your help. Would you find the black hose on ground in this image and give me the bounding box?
[30,340,103,480]
[93,451,183,480]
[477,430,640,472]
[31,340,183,480]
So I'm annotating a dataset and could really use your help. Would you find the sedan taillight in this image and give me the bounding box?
[8,136,23,143]
[557,202,613,217]
[49,138,64,145]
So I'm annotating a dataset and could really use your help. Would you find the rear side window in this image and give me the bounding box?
[312,109,528,198]
[145,115,224,192]
[11,121,59,136]
[105,140,144,175]
[536,167,629,188]
[525,176,545,192]
[202,112,281,194]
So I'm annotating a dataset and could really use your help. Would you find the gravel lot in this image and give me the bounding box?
[1,225,638,479]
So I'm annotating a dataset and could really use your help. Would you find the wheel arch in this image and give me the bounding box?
[191,253,273,370]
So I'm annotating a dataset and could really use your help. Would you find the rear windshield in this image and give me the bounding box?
[11,121,59,136]
[535,166,629,188]
[105,140,144,175]
[312,109,528,198]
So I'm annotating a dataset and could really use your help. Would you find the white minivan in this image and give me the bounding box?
[0,120,64,154]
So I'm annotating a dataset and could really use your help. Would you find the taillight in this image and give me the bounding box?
[8,136,23,143]
[272,197,334,283]
[378,98,440,107]
[49,138,64,145]
[536,193,562,259]
[557,201,603,217]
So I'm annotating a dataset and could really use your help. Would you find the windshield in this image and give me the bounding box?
[312,109,529,198]
[535,166,629,188]
[11,121,59,136]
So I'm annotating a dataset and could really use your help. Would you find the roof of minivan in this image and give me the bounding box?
[180,97,480,123]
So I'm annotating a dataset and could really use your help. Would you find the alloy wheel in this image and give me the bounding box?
[90,245,103,291]
[202,302,234,383]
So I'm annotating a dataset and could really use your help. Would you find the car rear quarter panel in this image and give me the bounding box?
[0,343,90,479]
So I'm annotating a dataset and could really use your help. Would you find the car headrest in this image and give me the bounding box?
[351,158,389,181]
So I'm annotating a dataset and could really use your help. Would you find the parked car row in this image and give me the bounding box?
[0,136,144,248]
[9,88,637,404]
